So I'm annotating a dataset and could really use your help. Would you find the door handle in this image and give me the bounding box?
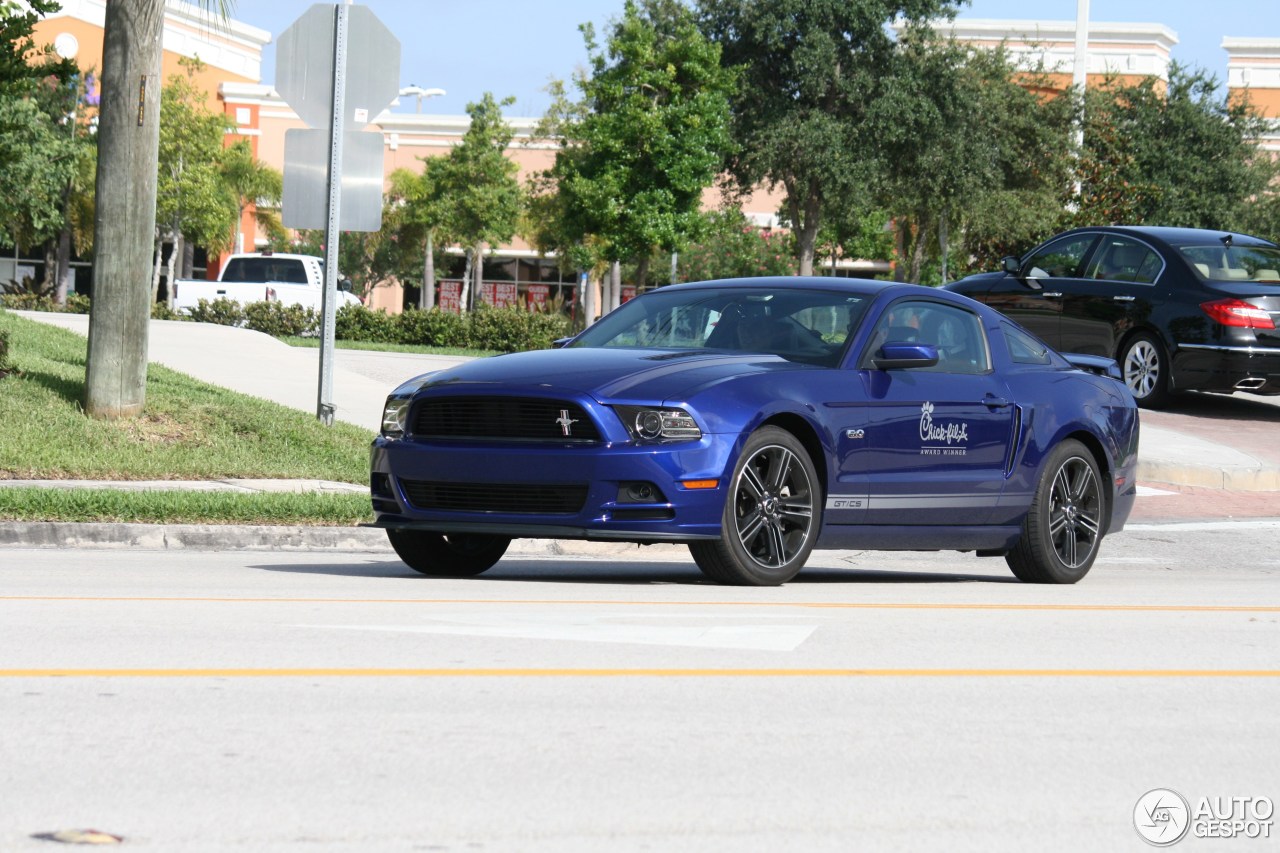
[1112,295,1136,302]
[982,395,1012,409]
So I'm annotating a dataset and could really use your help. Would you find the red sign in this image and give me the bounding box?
[621,286,637,303]
[439,280,462,314]
[479,281,518,308]
[526,284,550,308]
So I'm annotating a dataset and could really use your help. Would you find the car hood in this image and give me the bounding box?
[944,271,1007,295]
[417,347,808,403]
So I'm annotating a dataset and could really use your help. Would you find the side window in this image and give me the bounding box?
[1084,237,1163,284]
[1024,234,1096,279]
[864,301,989,374]
[1003,323,1053,365]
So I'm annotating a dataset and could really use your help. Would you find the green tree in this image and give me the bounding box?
[0,0,74,93]
[220,138,284,254]
[390,155,454,310]
[876,31,1074,283]
[153,56,237,303]
[86,0,231,419]
[0,1,83,300]
[1076,66,1274,232]
[441,92,522,311]
[697,0,961,276]
[545,0,736,298]
[676,208,796,282]
[0,89,78,277]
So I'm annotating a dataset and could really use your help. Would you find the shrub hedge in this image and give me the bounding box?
[0,328,12,376]
[0,293,90,313]
[5,295,570,353]
[244,301,319,338]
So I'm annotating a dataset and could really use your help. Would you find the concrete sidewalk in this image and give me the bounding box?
[12,311,467,433]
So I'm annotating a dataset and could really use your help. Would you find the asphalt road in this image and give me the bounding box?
[4,523,1278,852]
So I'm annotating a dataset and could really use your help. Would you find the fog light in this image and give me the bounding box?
[617,481,667,504]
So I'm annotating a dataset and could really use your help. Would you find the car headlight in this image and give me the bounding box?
[379,373,438,439]
[381,397,412,439]
[613,405,702,442]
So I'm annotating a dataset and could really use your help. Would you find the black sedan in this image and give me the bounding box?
[945,226,1280,407]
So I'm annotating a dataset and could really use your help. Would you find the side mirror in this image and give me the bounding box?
[873,342,939,371]
[1001,256,1021,275]
[338,277,353,293]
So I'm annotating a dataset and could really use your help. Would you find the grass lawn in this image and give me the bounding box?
[0,310,374,525]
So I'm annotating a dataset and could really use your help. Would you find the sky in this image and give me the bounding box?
[233,1,1280,119]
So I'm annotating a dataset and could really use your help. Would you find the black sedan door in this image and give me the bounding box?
[984,232,1101,349]
[1057,234,1166,358]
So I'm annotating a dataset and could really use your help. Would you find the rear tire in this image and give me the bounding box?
[387,530,510,577]
[1006,439,1104,584]
[1119,332,1171,408]
[689,427,819,586]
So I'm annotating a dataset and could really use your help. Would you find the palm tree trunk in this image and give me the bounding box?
[86,0,164,418]
[421,230,435,310]
[151,237,164,304]
[166,234,181,309]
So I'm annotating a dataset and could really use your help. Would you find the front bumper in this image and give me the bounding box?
[369,434,734,543]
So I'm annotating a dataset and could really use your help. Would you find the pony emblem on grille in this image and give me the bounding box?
[555,409,578,436]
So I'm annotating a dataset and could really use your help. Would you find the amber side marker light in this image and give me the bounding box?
[681,479,719,490]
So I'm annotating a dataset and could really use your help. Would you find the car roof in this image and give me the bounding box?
[661,276,955,302]
[1056,225,1277,251]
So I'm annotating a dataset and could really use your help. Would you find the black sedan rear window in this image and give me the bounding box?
[1178,245,1280,283]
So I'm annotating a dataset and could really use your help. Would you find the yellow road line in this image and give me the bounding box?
[2,596,1277,613]
[2,668,1279,678]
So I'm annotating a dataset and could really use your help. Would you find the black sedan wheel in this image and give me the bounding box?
[1119,332,1171,408]
[1006,439,1104,584]
[387,530,510,577]
[690,427,819,586]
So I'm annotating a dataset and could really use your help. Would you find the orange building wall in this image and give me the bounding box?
[33,15,256,94]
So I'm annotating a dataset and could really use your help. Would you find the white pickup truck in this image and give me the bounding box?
[172,253,361,313]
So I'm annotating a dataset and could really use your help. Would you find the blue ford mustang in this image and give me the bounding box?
[370,278,1139,586]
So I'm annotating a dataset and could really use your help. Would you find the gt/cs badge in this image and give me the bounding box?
[845,429,865,439]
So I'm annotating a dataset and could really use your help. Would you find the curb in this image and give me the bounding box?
[1136,460,1280,492]
[0,521,684,557]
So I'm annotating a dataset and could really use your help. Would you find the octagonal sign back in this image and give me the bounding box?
[275,4,401,131]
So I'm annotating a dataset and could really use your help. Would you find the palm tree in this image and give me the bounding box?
[221,138,284,254]
[85,0,232,419]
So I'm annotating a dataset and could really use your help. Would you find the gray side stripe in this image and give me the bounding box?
[825,494,1001,510]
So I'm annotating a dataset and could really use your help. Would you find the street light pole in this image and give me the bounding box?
[1072,0,1090,203]
[397,84,446,113]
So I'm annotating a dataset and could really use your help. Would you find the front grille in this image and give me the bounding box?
[399,479,588,515]
[412,396,601,442]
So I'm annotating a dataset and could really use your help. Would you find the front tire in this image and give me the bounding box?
[387,530,510,577]
[1119,332,1171,408]
[689,427,819,586]
[1006,439,1105,584]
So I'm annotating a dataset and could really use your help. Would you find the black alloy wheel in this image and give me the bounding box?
[1006,439,1105,584]
[690,426,819,586]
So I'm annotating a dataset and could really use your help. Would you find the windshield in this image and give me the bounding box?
[568,286,870,367]
[1178,245,1280,283]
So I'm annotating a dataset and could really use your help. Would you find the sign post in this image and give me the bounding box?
[277,3,400,425]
